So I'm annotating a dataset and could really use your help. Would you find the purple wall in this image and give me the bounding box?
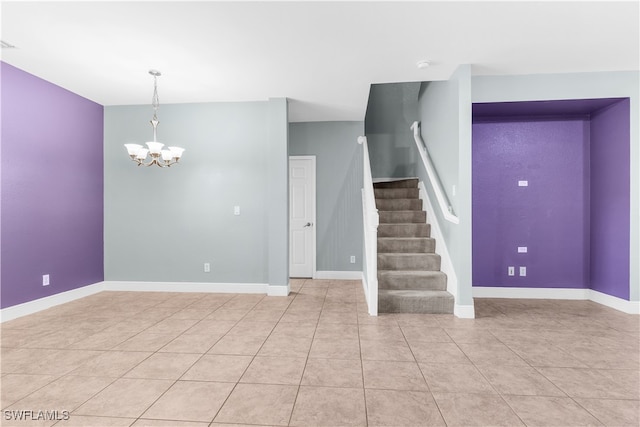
[590,99,630,300]
[472,119,590,288]
[472,98,631,300]
[1,62,104,308]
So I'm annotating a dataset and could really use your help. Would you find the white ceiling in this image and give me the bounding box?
[2,1,638,122]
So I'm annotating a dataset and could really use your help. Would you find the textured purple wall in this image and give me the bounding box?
[472,119,590,289]
[1,62,104,308]
[590,99,630,299]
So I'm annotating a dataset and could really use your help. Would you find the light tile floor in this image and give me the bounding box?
[1,279,638,426]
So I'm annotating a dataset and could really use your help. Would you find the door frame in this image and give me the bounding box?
[289,155,317,279]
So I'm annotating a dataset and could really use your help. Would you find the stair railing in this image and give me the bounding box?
[410,121,459,224]
[358,135,379,316]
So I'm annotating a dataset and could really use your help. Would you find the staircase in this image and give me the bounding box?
[375,179,454,314]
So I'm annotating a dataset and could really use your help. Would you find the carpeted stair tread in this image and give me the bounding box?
[378,237,435,253]
[379,211,426,224]
[374,188,419,199]
[378,223,430,238]
[375,198,422,211]
[377,253,441,271]
[378,270,447,291]
[379,289,454,314]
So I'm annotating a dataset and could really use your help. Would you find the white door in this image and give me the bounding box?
[289,156,316,278]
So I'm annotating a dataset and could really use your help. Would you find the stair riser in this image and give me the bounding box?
[377,238,435,253]
[378,224,430,238]
[377,254,441,271]
[378,273,447,291]
[373,179,419,189]
[379,293,454,314]
[374,188,419,199]
[375,199,422,211]
[379,211,426,224]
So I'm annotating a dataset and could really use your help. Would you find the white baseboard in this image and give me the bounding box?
[473,287,589,300]
[361,272,370,305]
[0,281,106,323]
[103,281,269,294]
[589,289,640,314]
[1,280,288,322]
[473,286,639,314]
[418,181,472,319]
[418,181,459,299]
[267,284,290,297]
[361,272,378,316]
[454,304,475,319]
[315,271,363,280]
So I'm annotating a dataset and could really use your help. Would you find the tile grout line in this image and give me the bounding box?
[208,290,296,425]
[6,292,198,421]
[287,278,327,426]
[78,292,249,424]
[398,320,449,426]
[356,287,369,427]
[76,291,218,424]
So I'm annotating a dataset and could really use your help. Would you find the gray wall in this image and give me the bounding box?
[416,65,473,306]
[418,80,460,214]
[472,71,639,302]
[289,122,364,272]
[268,99,290,288]
[365,82,421,179]
[104,99,289,288]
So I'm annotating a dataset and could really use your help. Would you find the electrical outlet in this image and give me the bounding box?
[517,246,528,253]
[234,206,240,216]
[508,266,515,276]
[519,266,527,277]
[350,255,356,264]
[42,274,50,286]
[204,263,211,273]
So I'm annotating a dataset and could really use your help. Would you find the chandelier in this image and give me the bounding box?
[124,70,185,167]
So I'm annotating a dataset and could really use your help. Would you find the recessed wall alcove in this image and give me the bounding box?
[472,98,630,300]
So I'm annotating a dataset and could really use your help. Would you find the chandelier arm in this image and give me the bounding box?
[130,154,177,168]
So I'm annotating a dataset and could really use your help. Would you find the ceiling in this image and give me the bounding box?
[2,1,638,122]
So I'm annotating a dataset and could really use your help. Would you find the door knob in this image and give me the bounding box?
[304,222,313,227]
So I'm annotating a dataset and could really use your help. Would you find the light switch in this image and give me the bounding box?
[518,180,528,187]
[234,206,240,216]
[518,246,528,253]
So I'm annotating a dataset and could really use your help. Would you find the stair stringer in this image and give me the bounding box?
[418,180,475,319]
